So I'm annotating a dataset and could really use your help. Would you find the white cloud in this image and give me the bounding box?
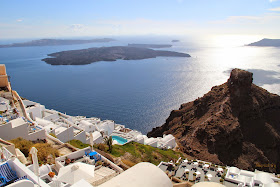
[16,19,23,22]
[69,24,84,30]
[269,7,280,11]
[208,13,280,37]
[1,13,280,39]
[269,0,278,2]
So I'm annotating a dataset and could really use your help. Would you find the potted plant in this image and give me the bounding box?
[48,172,55,178]
[65,157,71,165]
[193,173,197,181]
[185,171,189,180]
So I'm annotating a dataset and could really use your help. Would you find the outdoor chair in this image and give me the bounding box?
[85,150,101,162]
[85,149,92,156]
[0,174,6,187]
[0,163,18,183]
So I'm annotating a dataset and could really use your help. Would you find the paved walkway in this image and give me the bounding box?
[159,161,235,186]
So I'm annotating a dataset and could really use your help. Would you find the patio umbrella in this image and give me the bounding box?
[195,171,201,176]
[203,164,210,169]
[193,162,198,166]
[57,162,95,185]
[183,159,188,163]
[184,169,190,172]
[217,167,224,172]
[90,133,94,151]
[30,147,40,177]
[206,174,213,178]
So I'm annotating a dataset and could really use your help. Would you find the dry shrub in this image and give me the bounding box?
[97,143,107,151]
[33,143,59,164]
[9,137,33,157]
[121,159,136,167]
[10,138,59,164]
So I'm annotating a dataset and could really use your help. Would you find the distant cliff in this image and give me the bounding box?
[0,38,115,48]
[148,69,280,173]
[42,46,191,65]
[247,38,280,47]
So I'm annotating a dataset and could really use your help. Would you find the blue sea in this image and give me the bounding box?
[0,36,280,134]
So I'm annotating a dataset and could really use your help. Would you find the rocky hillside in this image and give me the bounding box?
[148,69,280,173]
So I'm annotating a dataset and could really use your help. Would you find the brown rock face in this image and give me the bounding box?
[148,68,280,173]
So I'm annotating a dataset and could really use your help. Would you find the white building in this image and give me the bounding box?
[0,157,49,187]
[87,131,103,144]
[0,97,10,112]
[225,166,280,186]
[23,100,46,121]
[144,138,158,148]
[97,120,115,136]
[135,135,145,144]
[78,120,96,132]
[158,134,176,149]
[0,118,46,141]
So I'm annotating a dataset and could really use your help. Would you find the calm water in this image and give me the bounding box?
[0,36,280,134]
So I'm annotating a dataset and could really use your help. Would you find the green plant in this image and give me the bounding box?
[96,161,102,166]
[49,133,57,138]
[220,178,224,183]
[97,142,183,166]
[68,140,90,149]
[193,173,197,176]
[104,136,113,153]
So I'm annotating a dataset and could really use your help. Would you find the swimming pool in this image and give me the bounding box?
[112,136,128,145]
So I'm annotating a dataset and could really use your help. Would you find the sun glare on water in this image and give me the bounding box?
[210,34,263,47]
[203,35,268,69]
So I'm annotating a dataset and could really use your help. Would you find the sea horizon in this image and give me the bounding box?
[1,35,279,134]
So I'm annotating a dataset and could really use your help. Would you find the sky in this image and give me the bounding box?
[0,0,280,39]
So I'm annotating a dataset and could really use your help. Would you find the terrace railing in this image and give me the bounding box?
[1,147,13,162]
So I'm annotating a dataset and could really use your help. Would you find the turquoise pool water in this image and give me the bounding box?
[112,136,128,145]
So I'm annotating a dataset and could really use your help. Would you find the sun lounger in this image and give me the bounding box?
[0,163,18,183]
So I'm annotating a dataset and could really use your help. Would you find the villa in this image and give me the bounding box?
[0,118,46,141]
[225,167,280,186]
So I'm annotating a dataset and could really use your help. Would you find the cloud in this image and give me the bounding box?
[211,13,280,25]
[16,19,23,22]
[68,24,85,32]
[269,7,280,11]
[269,0,278,2]
[69,24,84,29]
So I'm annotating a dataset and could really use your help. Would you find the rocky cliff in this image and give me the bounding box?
[148,69,280,173]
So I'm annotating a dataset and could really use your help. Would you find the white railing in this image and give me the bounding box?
[1,147,13,162]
